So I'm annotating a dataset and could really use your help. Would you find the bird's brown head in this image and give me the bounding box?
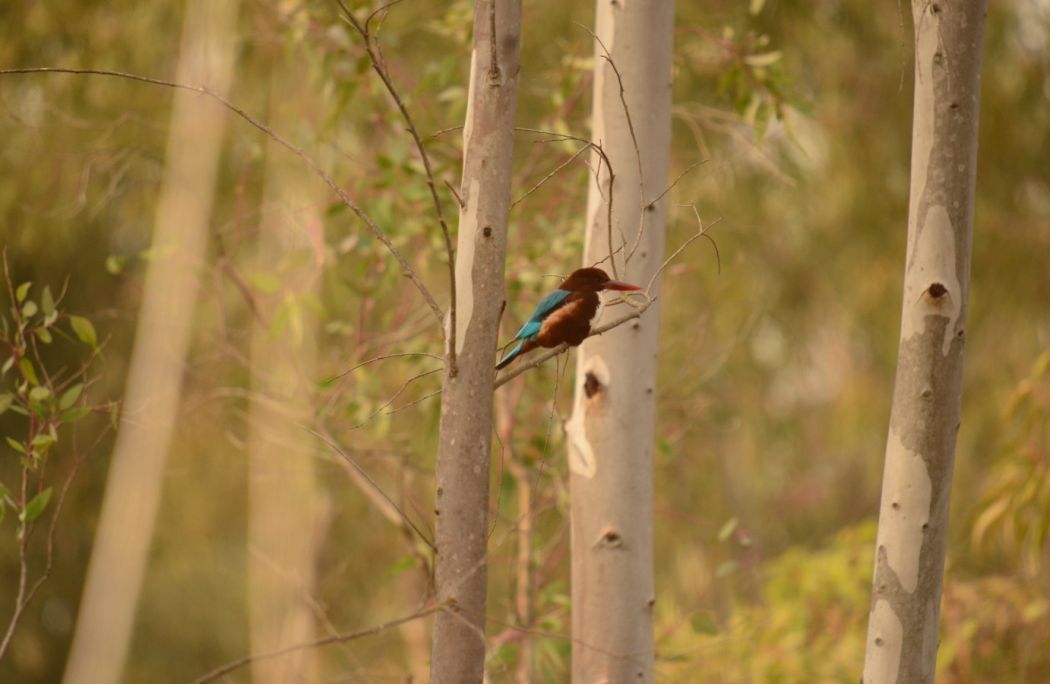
[559,267,643,293]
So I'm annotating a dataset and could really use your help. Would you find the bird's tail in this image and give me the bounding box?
[496,339,535,370]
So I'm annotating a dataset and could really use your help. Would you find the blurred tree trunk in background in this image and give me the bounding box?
[61,1,240,683]
[863,2,988,682]
[246,53,324,683]
[430,0,522,681]
[567,0,674,681]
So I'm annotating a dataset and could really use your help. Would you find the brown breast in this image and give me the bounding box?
[535,292,599,348]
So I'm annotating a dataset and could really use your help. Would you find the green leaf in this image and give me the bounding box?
[1,356,12,376]
[0,393,12,415]
[41,285,55,316]
[35,327,52,344]
[28,386,51,403]
[744,51,783,68]
[31,433,56,449]
[20,358,39,385]
[24,487,53,522]
[59,383,84,410]
[5,436,25,454]
[717,517,739,543]
[105,255,127,275]
[69,315,97,348]
[21,300,38,317]
[60,406,91,423]
[15,282,31,303]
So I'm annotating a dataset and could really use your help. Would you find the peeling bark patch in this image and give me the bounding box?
[902,204,962,355]
[567,356,610,478]
[864,599,903,683]
[879,430,933,593]
[452,178,482,356]
[584,371,603,398]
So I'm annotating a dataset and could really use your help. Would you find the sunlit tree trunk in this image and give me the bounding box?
[863,2,987,682]
[61,2,240,683]
[429,1,522,682]
[566,0,674,681]
[246,54,324,684]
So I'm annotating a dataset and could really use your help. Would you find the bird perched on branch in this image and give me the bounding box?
[496,267,643,370]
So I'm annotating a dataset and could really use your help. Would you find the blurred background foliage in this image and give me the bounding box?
[1,0,1048,681]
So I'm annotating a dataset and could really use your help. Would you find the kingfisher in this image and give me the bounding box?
[496,267,643,370]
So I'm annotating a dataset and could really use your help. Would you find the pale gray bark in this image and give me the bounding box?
[61,2,240,683]
[567,0,675,681]
[863,2,987,683]
[247,57,324,684]
[429,1,522,682]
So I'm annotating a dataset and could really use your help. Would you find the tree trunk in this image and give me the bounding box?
[863,2,987,682]
[61,2,239,683]
[429,1,522,682]
[246,55,324,684]
[567,0,675,682]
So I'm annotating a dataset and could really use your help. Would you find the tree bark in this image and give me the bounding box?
[246,54,324,684]
[429,1,522,682]
[863,2,987,683]
[567,1,675,682]
[61,2,240,683]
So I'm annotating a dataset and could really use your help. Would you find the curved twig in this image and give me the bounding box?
[335,0,459,374]
[0,67,445,331]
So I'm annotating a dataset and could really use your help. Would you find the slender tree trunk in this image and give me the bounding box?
[567,0,674,681]
[61,2,240,683]
[430,1,522,682]
[246,57,324,684]
[863,2,987,682]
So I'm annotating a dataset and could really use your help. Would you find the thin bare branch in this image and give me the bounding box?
[0,66,446,331]
[190,604,445,684]
[308,427,435,551]
[335,0,458,374]
[645,213,724,292]
[349,367,444,430]
[645,159,708,212]
[511,143,591,208]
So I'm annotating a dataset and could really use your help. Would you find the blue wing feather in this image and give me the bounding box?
[497,289,572,370]
[513,290,570,340]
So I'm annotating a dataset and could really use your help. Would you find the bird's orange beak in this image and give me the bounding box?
[603,280,643,292]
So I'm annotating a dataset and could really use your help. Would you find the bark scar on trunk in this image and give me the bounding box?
[567,355,611,478]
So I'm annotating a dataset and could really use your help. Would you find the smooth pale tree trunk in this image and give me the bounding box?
[246,57,324,684]
[863,2,987,682]
[430,1,522,681]
[61,2,239,683]
[567,0,674,681]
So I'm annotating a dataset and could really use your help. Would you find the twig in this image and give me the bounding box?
[514,128,619,278]
[326,352,444,383]
[645,159,708,212]
[190,604,445,684]
[575,22,644,269]
[645,213,724,292]
[443,179,465,209]
[349,366,444,429]
[0,66,446,334]
[307,427,435,551]
[511,143,591,208]
[335,0,459,375]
